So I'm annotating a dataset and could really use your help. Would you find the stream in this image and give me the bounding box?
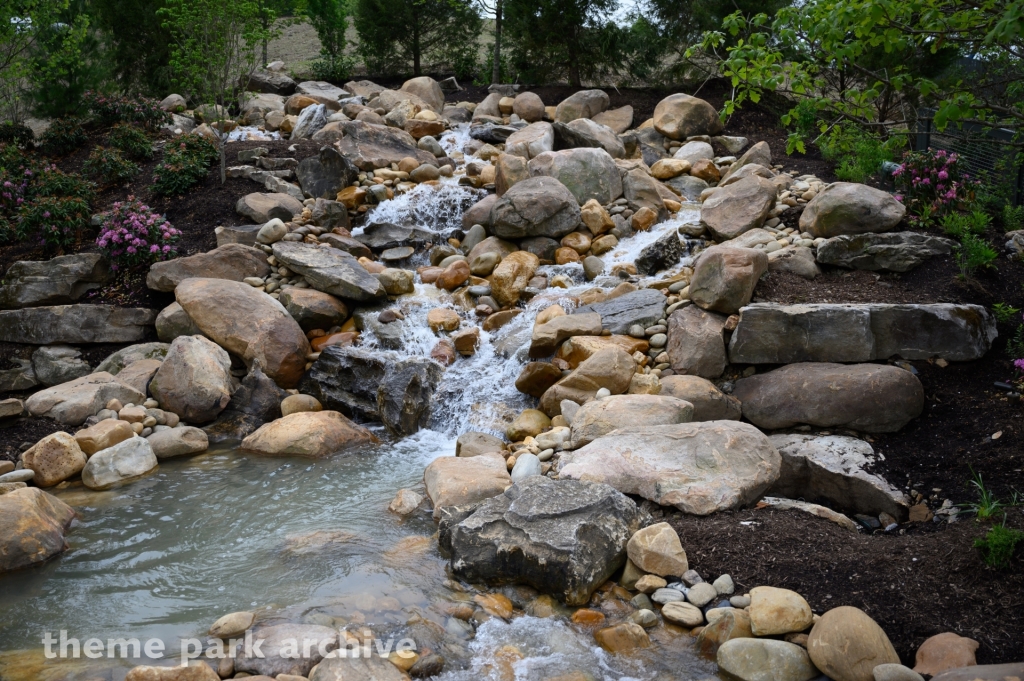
[0,128,716,681]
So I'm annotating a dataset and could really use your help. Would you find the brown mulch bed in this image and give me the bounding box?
[668,507,1024,666]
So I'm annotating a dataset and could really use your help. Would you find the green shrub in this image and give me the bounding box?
[954,234,998,279]
[37,118,89,156]
[108,124,154,160]
[151,133,217,196]
[0,155,95,249]
[17,194,92,250]
[974,521,1024,568]
[83,91,171,129]
[940,209,991,237]
[310,53,357,84]
[992,303,1022,324]
[819,127,901,184]
[1004,204,1024,233]
[0,123,34,147]
[83,147,140,185]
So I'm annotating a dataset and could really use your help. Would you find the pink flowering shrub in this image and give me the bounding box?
[96,197,180,270]
[893,149,978,223]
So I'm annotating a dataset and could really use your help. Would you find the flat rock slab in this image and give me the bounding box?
[574,288,666,334]
[0,305,157,344]
[146,244,270,291]
[26,372,146,425]
[931,664,1024,681]
[438,476,648,605]
[0,253,111,309]
[334,120,437,170]
[272,242,386,301]
[235,624,337,677]
[728,303,997,364]
[0,487,75,573]
[558,421,781,515]
[816,231,955,272]
[424,452,511,520]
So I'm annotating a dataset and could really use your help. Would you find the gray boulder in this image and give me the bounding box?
[554,89,610,123]
[290,103,328,140]
[569,394,694,448]
[573,288,666,334]
[733,363,924,432]
[728,303,997,364]
[147,426,209,459]
[622,167,668,222]
[0,359,38,391]
[636,230,683,276]
[155,303,202,342]
[272,242,386,301]
[235,624,337,678]
[0,305,156,344]
[0,253,111,309]
[720,141,772,183]
[334,120,437,171]
[528,148,622,205]
[296,145,359,199]
[665,174,709,202]
[94,343,170,375]
[25,372,145,425]
[31,345,91,386]
[149,335,234,423]
[660,375,741,421]
[146,244,270,292]
[665,305,728,379]
[561,119,626,158]
[816,231,955,272]
[439,476,648,605]
[504,121,555,160]
[700,175,776,241]
[81,436,158,489]
[490,176,582,240]
[245,69,297,95]
[235,192,304,223]
[354,222,435,251]
[799,182,906,238]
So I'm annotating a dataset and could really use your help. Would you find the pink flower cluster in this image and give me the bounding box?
[96,196,179,270]
[894,148,977,220]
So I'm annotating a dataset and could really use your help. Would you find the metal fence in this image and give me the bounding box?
[915,109,1023,206]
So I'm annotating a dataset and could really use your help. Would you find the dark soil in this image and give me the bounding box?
[668,507,1024,666]
[0,415,68,464]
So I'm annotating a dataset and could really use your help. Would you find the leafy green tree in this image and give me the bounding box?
[306,0,355,81]
[353,0,482,77]
[502,0,621,87]
[90,0,174,96]
[28,0,108,118]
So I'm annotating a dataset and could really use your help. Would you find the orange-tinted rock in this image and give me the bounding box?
[311,331,359,352]
[437,261,471,291]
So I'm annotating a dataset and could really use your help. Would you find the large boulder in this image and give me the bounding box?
[807,606,900,681]
[569,394,694,448]
[155,302,202,342]
[565,118,626,158]
[660,374,741,421]
[299,346,442,436]
[690,246,768,315]
[32,345,91,386]
[556,334,649,369]
[622,168,668,222]
[0,253,111,309]
[146,244,270,292]
[700,175,776,241]
[353,222,434,252]
[334,120,437,170]
[528,148,623,206]
[573,288,666,334]
[26,372,145,425]
[309,656,409,681]
[202,365,287,442]
[733,363,924,433]
[245,69,297,95]
[490,251,540,307]
[717,639,818,681]
[290,102,329,139]
[439,476,647,605]
[554,89,610,123]
[799,183,906,238]
[0,305,156,344]
[0,487,75,573]
[424,452,511,519]
[296,145,360,199]
[279,288,348,332]
[175,278,312,388]
[769,434,908,518]
[539,346,635,416]
[234,624,337,678]
[727,303,997,364]
[235,192,304,223]
[149,336,234,423]
[653,94,723,140]
[125,663,220,681]
[272,242,386,301]
[559,421,780,515]
[22,432,87,487]
[147,426,209,459]
[636,230,683,276]
[400,76,444,112]
[673,140,714,165]
[240,410,377,458]
[504,121,555,160]
[530,312,603,358]
[490,176,582,240]
[593,105,633,134]
[816,231,955,272]
[82,436,158,489]
[95,342,169,375]
[720,141,772,183]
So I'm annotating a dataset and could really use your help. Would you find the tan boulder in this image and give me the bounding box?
[21,432,87,487]
[423,452,511,519]
[490,251,540,307]
[665,305,729,379]
[125,662,220,681]
[495,152,530,196]
[662,601,705,627]
[455,431,505,457]
[748,586,814,636]
[149,335,234,424]
[530,312,603,358]
[75,419,136,455]
[506,409,551,441]
[659,375,741,421]
[175,278,311,388]
[512,92,545,122]
[807,606,900,681]
[535,303,566,326]
[0,487,75,572]
[25,372,146,426]
[696,608,753,656]
[653,93,723,140]
[690,245,768,315]
[116,359,162,395]
[209,611,255,638]
[592,105,633,134]
[515,362,564,398]
[427,308,461,333]
[626,522,688,577]
[580,199,615,235]
[594,622,651,654]
[914,632,979,676]
[146,244,270,292]
[539,347,635,417]
[240,410,378,458]
[651,158,691,179]
[717,639,818,681]
[799,182,906,239]
[280,394,322,417]
[146,427,209,459]
[700,175,776,242]
[556,335,648,369]
[569,394,693,448]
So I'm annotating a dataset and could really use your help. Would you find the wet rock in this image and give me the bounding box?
[355,222,435,252]
[149,336,233,423]
[22,432,87,487]
[636,230,683,276]
[816,231,955,272]
[660,375,741,421]
[389,488,424,516]
[505,121,555,160]
[440,476,647,605]
[240,410,377,458]
[665,305,728,379]
[554,89,610,123]
[272,242,386,301]
[310,655,411,680]
[490,251,540,307]
[146,244,270,292]
[409,653,445,678]
[696,609,754,657]
[147,426,209,459]
[666,174,709,202]
[425,452,511,519]
[124,662,220,681]
[31,345,91,386]
[627,522,688,577]
[281,394,322,416]
[156,302,203,342]
[209,610,255,638]
[539,347,636,416]
[490,176,582,240]
[768,434,909,519]
[334,120,437,170]
[595,622,651,653]
[75,419,135,455]
[690,245,768,315]
[807,606,900,681]
[530,313,603,358]
[176,278,312,388]
[556,335,648,369]
[462,194,498,230]
[748,586,813,636]
[0,253,111,309]
[716,638,818,681]
[799,183,906,238]
[234,623,337,677]
[507,408,551,441]
[235,192,304,223]
[570,394,694,448]
[296,145,359,199]
[653,93,723,140]
[574,288,666,334]
[558,421,781,515]
[914,632,979,676]
[26,372,145,425]
[0,305,157,344]
[279,288,348,332]
[733,362,925,433]
[728,303,997,364]
[456,431,505,457]
[203,365,288,442]
[82,436,158,489]
[515,362,564,397]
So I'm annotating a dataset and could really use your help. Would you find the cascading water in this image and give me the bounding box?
[0,125,718,681]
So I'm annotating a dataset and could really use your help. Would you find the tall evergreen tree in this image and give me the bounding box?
[90,0,173,96]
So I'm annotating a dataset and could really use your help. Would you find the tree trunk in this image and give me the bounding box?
[491,0,502,84]
[220,131,227,185]
[413,11,421,76]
